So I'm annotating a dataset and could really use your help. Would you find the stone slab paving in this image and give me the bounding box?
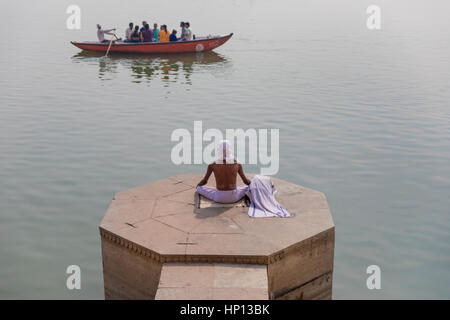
[99,174,335,299]
[155,263,268,300]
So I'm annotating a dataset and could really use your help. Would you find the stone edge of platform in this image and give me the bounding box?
[99,226,334,265]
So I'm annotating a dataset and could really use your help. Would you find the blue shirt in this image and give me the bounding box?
[153,29,160,42]
[170,34,178,42]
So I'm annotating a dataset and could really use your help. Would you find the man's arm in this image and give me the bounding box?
[238,164,251,185]
[197,164,213,186]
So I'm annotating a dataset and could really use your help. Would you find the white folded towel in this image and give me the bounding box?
[247,175,290,218]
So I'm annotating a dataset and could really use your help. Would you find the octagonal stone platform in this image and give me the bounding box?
[99,174,335,300]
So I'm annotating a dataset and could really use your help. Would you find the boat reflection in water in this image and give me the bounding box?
[71,51,230,86]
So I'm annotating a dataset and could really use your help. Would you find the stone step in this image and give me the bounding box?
[155,263,268,300]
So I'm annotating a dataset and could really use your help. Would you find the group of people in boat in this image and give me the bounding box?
[96,21,193,43]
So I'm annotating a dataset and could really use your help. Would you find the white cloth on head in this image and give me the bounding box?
[197,185,249,204]
[247,175,290,218]
[215,140,235,164]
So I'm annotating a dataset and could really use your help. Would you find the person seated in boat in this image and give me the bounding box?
[124,22,133,42]
[152,23,160,42]
[141,23,153,43]
[129,25,142,43]
[169,30,178,42]
[179,22,186,40]
[140,21,148,33]
[158,25,170,42]
[97,24,116,43]
[196,140,251,204]
[184,22,192,40]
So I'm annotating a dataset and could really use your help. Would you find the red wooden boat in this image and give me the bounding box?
[71,33,233,54]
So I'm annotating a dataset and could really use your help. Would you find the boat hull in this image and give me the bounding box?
[71,33,233,54]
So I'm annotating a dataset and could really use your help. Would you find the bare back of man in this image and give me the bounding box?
[196,140,251,204]
[198,161,251,190]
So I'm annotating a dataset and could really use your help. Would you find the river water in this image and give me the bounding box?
[0,0,449,299]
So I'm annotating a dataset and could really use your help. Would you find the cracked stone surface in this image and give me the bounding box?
[100,174,334,262]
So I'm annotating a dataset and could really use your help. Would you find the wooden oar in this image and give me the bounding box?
[104,33,117,57]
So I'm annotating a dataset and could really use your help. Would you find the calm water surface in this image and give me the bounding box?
[1,0,449,299]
